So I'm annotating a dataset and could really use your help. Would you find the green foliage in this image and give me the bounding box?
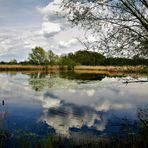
[103,57,148,66]
[62,50,148,66]
[58,56,77,70]
[47,50,58,65]
[28,47,58,65]
[28,47,47,65]
[8,59,17,65]
[0,48,148,66]
[70,50,105,66]
[58,50,105,68]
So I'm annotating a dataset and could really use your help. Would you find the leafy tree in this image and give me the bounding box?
[62,0,148,57]
[28,47,47,65]
[59,50,148,66]
[133,54,141,60]
[29,73,56,91]
[0,61,6,64]
[58,56,77,70]
[47,50,58,65]
[70,50,105,65]
[28,47,59,65]
[9,59,17,65]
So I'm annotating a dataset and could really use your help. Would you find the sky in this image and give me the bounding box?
[0,0,88,61]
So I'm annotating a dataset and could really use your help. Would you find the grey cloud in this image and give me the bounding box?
[44,92,60,100]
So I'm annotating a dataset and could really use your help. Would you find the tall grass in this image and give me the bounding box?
[0,107,148,148]
[0,65,60,71]
[75,65,148,73]
[0,131,148,148]
[0,65,147,74]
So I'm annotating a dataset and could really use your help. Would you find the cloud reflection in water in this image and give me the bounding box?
[0,72,148,137]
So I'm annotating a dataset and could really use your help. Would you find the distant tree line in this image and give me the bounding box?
[0,47,148,67]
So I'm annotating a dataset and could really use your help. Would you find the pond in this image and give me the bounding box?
[0,72,148,141]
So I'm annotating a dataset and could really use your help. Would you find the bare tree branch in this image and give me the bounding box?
[62,0,148,57]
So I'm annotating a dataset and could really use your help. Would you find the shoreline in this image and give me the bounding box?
[0,65,147,74]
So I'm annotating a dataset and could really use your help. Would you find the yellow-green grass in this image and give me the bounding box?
[0,65,61,71]
[0,65,147,74]
[75,65,148,73]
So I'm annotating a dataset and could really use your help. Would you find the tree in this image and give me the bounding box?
[58,55,77,70]
[9,59,17,65]
[47,50,58,65]
[73,50,105,65]
[62,0,148,57]
[28,47,47,65]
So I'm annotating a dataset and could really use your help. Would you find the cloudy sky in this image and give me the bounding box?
[0,0,86,61]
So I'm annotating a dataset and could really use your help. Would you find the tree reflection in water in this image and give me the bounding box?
[28,72,57,91]
[0,71,148,147]
[28,72,105,91]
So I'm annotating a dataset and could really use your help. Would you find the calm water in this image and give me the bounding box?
[0,72,148,138]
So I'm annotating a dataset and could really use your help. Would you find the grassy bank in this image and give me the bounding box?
[75,65,148,73]
[0,65,61,71]
[1,128,148,148]
[0,65,147,74]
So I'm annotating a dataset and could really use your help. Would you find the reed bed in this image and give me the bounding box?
[75,65,148,73]
[0,65,61,71]
[0,65,147,74]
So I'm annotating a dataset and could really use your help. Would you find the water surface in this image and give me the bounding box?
[0,72,148,138]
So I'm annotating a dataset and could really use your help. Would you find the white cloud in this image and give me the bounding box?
[93,100,133,112]
[59,38,78,48]
[38,0,69,38]
[40,97,61,109]
[40,101,105,136]
[37,0,84,52]
[38,0,65,22]
[0,27,49,61]
[41,22,61,37]
[86,89,95,97]
[0,0,84,61]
